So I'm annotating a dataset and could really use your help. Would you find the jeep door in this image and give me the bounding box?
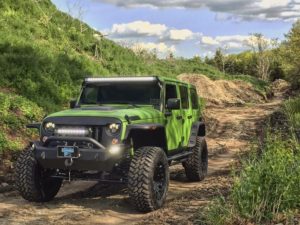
[179,85,193,147]
[190,87,200,123]
[164,83,183,150]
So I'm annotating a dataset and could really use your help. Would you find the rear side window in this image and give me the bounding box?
[179,86,189,109]
[165,84,177,100]
[190,88,199,109]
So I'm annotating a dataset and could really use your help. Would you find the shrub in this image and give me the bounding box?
[231,135,300,222]
[201,135,300,225]
[284,97,300,130]
[0,92,44,153]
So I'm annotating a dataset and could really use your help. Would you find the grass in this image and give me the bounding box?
[0,91,44,153]
[0,0,268,113]
[284,97,300,131]
[199,98,300,225]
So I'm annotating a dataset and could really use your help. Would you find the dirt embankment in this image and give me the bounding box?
[178,74,266,106]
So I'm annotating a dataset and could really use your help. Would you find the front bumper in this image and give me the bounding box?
[33,137,129,171]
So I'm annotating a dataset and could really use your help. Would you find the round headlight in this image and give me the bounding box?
[44,122,55,133]
[105,123,120,136]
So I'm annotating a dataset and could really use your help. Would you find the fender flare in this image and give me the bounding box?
[124,123,166,140]
[188,121,206,147]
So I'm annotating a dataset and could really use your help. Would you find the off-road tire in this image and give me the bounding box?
[183,137,208,181]
[128,147,169,212]
[15,146,62,202]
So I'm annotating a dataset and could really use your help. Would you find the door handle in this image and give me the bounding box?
[176,116,183,120]
[187,115,192,119]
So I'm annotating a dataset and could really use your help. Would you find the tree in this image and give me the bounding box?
[166,51,174,61]
[246,33,277,81]
[93,33,108,61]
[214,48,226,73]
[66,0,87,33]
[204,56,214,66]
[281,20,300,88]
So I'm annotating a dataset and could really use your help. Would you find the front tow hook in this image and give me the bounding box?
[64,158,74,167]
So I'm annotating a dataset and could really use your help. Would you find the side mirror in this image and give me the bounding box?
[70,100,77,109]
[166,98,180,110]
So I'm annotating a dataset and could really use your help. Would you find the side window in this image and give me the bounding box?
[190,88,199,109]
[165,84,177,104]
[179,86,189,109]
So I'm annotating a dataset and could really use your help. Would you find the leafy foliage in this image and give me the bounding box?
[231,136,300,222]
[0,91,44,153]
[284,97,300,134]
[207,21,300,88]
[0,0,266,112]
[280,20,300,88]
[200,99,300,224]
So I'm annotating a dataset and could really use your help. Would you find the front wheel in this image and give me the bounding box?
[128,146,169,212]
[183,137,208,181]
[15,146,62,202]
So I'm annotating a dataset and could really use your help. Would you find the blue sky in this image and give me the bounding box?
[51,0,298,58]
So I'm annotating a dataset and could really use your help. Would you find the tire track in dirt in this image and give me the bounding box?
[0,99,282,225]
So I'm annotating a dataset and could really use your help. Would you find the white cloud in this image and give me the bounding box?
[131,42,176,55]
[255,0,290,9]
[104,21,275,58]
[95,0,300,21]
[199,34,274,55]
[110,21,167,38]
[215,35,249,43]
[201,36,220,45]
[168,29,194,41]
[109,20,198,42]
[201,35,253,48]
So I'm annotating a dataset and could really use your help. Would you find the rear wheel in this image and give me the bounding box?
[128,146,169,212]
[183,137,208,181]
[15,146,62,202]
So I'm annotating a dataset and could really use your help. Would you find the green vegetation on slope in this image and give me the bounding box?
[0,0,266,112]
[285,97,300,132]
[0,0,269,154]
[280,20,300,89]
[0,91,44,153]
[200,98,300,225]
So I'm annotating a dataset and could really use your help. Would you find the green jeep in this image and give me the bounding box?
[15,76,208,212]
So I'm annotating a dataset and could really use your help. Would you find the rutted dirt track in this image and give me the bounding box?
[0,99,282,225]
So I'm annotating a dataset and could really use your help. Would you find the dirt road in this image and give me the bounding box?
[0,99,282,225]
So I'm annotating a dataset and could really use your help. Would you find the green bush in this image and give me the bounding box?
[0,92,44,152]
[0,132,9,151]
[201,135,300,225]
[231,135,300,222]
[201,96,300,224]
[284,97,300,130]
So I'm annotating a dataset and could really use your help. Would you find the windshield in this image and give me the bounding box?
[79,82,161,107]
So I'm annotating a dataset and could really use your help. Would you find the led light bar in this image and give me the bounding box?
[85,77,157,83]
[55,128,89,136]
